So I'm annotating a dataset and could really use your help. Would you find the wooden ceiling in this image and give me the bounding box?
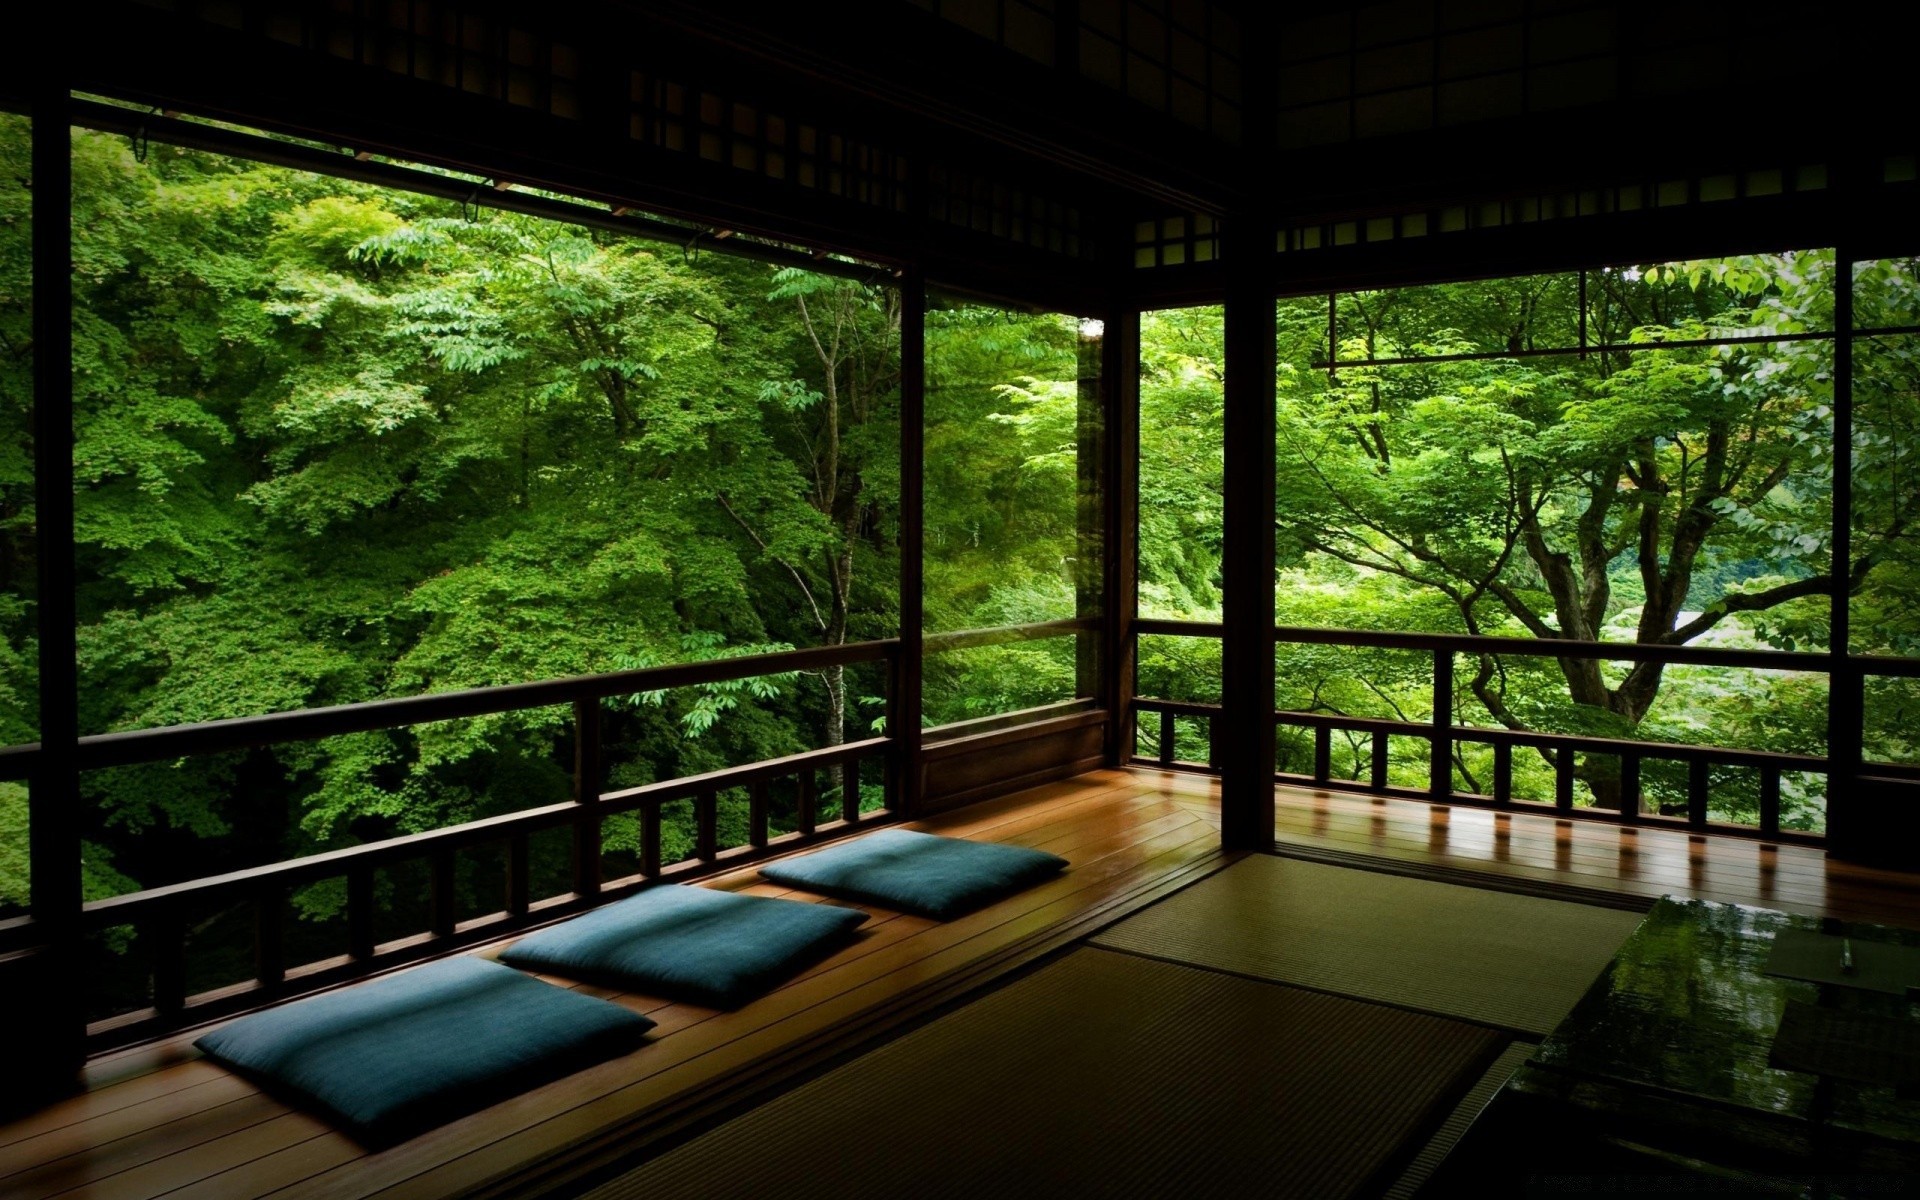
[6,1,1911,306]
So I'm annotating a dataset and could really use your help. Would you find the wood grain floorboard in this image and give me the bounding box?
[10,767,1915,1200]
[0,776,1203,1200]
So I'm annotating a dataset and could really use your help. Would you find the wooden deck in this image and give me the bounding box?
[1250,772,1920,928]
[8,767,1920,1200]
[0,771,1222,1200]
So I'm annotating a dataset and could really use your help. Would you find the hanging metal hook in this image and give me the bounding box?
[130,108,158,165]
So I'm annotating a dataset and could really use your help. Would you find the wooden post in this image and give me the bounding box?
[797,769,818,836]
[896,272,926,815]
[641,805,661,877]
[1687,758,1711,828]
[1826,248,1867,859]
[347,868,376,962]
[1219,232,1278,850]
[1760,767,1783,839]
[1075,307,1105,702]
[1619,754,1642,823]
[696,788,718,861]
[1103,307,1140,767]
[30,75,87,1080]
[152,909,187,1018]
[841,761,860,823]
[255,890,286,987]
[1430,649,1453,799]
[430,847,457,938]
[571,698,602,896]
[506,831,531,916]
[749,780,770,848]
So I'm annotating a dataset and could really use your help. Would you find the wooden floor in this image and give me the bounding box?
[0,770,1222,1200]
[1249,772,1920,928]
[10,766,1920,1200]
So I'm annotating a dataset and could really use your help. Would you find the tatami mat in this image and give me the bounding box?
[586,948,1500,1200]
[1093,853,1645,1035]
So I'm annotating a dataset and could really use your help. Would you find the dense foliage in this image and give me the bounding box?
[0,122,1105,950]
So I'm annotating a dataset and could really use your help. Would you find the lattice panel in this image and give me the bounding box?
[1133,211,1218,268]
[1078,0,1242,142]
[1272,0,1811,150]
[629,75,911,214]
[928,163,1087,258]
[1276,162,1840,255]
[904,0,1058,66]
[119,0,1131,262]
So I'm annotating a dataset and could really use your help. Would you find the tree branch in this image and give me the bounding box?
[716,492,828,632]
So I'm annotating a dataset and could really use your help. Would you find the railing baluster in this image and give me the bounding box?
[255,889,285,987]
[1312,726,1332,783]
[153,909,187,1017]
[1159,709,1175,766]
[1206,714,1219,770]
[1555,747,1575,811]
[430,847,457,938]
[749,780,769,849]
[1430,649,1454,799]
[797,769,817,836]
[841,759,860,823]
[348,867,375,961]
[1688,758,1711,828]
[696,788,718,861]
[1493,742,1513,805]
[507,831,530,917]
[1760,766,1782,838]
[1619,754,1641,822]
[1371,733,1389,791]
[572,698,602,897]
[641,804,661,877]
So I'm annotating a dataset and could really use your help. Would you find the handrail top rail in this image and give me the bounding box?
[0,617,1109,780]
[1132,695,1828,769]
[0,638,897,778]
[1132,617,1920,677]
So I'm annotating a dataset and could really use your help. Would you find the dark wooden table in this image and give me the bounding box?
[1428,897,1920,1196]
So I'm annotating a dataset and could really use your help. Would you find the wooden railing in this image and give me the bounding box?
[1132,619,1920,845]
[0,617,1109,1049]
[4,640,899,1046]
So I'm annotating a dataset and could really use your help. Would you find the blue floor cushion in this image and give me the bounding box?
[759,828,1069,920]
[195,956,652,1142]
[499,884,868,1008]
